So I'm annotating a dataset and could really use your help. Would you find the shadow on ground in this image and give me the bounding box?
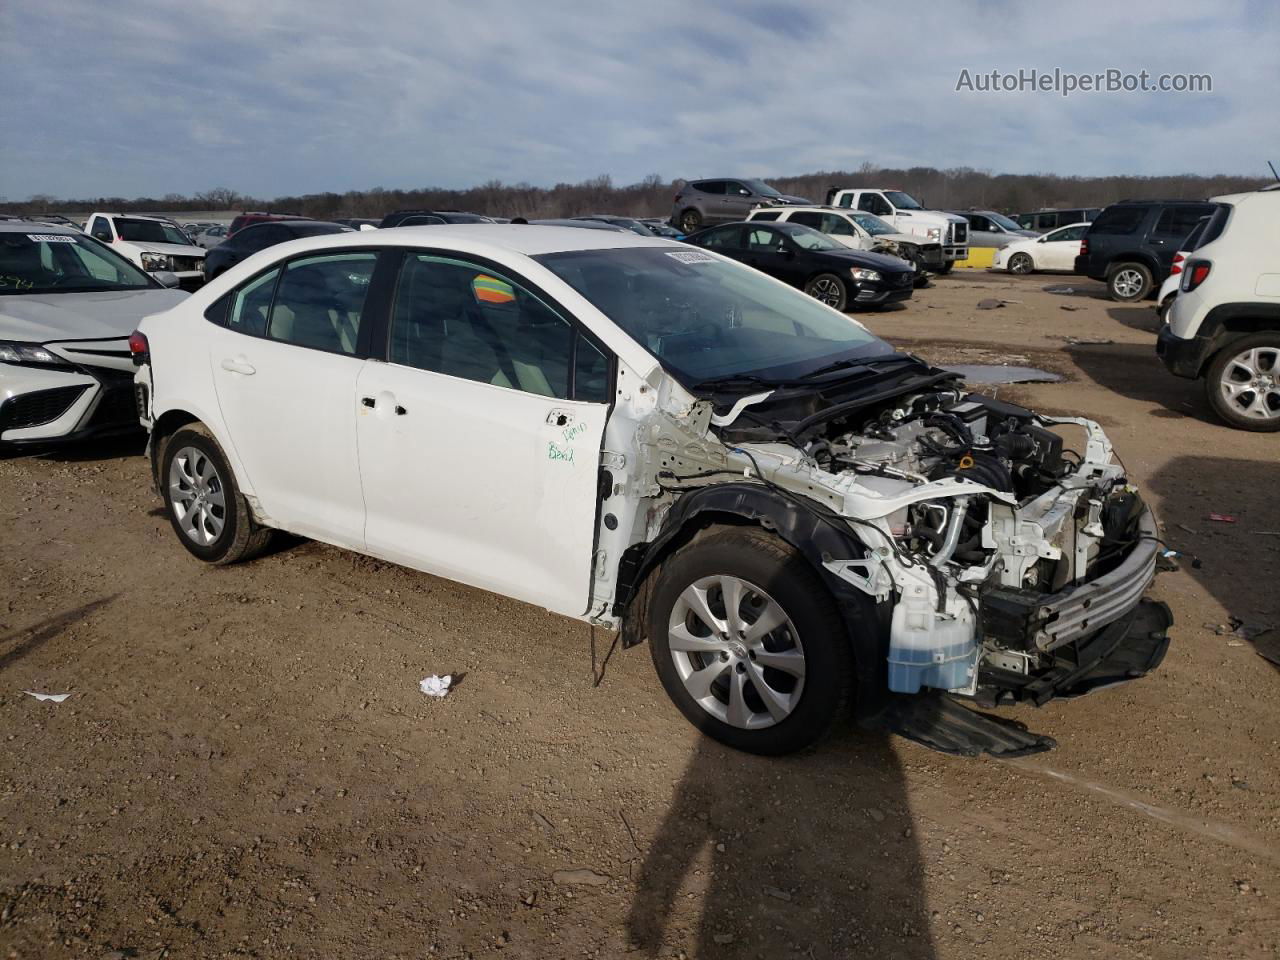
[1067,341,1212,421]
[1105,304,1162,335]
[627,730,935,958]
[0,596,118,672]
[1147,456,1280,673]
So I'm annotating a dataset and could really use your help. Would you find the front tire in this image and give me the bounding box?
[645,528,854,755]
[803,273,849,311]
[1107,262,1152,301]
[933,261,954,275]
[1007,252,1034,274]
[1204,335,1280,431]
[161,425,273,564]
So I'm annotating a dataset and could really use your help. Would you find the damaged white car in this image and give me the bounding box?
[133,226,1171,756]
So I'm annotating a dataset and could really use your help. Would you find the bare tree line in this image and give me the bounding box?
[5,165,1271,221]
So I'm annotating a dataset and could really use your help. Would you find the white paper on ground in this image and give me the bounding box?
[24,691,70,703]
[419,675,452,698]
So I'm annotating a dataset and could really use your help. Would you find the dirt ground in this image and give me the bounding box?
[1,270,1277,960]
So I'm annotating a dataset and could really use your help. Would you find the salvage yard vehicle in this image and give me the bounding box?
[824,188,968,273]
[1014,207,1102,233]
[686,220,916,310]
[85,212,207,290]
[992,222,1090,274]
[1074,199,1219,302]
[134,224,1171,756]
[0,224,186,448]
[1158,186,1280,430]
[670,179,812,235]
[747,206,936,280]
[378,210,494,228]
[949,210,1039,247]
[202,220,353,280]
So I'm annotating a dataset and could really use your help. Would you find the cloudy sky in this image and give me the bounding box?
[2,0,1276,200]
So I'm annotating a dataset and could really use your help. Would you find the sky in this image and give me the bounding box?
[2,0,1277,201]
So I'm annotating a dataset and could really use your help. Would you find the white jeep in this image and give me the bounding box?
[824,188,969,273]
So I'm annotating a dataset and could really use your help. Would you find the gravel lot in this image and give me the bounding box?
[1,270,1277,960]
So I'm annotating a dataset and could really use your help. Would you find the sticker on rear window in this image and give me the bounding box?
[473,274,515,304]
[665,250,716,264]
[28,234,77,243]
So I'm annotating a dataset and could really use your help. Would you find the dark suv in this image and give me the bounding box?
[670,179,812,235]
[1075,199,1219,301]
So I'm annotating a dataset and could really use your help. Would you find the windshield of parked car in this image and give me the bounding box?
[0,232,154,294]
[534,247,891,386]
[985,212,1023,232]
[884,191,923,210]
[115,218,193,246]
[782,224,843,251]
[742,179,782,198]
[848,213,896,236]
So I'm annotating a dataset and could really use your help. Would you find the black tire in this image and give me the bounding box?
[1107,261,1153,302]
[160,425,273,564]
[933,261,954,275]
[645,527,854,755]
[678,208,703,234]
[803,272,849,311]
[1203,334,1280,432]
[1007,252,1034,274]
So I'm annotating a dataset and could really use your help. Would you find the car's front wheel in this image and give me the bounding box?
[1007,252,1034,274]
[1204,335,1280,431]
[1107,262,1152,301]
[645,527,853,755]
[803,273,849,311]
[161,425,274,563]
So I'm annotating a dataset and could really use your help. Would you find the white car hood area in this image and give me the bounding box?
[0,288,188,343]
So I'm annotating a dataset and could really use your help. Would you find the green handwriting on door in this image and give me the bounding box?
[547,442,576,465]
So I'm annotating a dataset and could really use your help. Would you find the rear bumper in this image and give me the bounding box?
[1156,323,1213,379]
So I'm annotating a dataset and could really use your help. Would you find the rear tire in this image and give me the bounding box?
[1204,334,1280,432]
[161,425,273,564]
[803,273,849,311]
[645,527,854,755]
[678,209,703,234]
[1107,262,1152,301]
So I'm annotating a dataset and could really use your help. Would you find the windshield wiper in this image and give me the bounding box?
[804,354,915,380]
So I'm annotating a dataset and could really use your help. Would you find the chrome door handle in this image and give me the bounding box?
[220,357,255,375]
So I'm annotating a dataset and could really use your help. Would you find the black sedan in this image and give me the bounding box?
[685,221,916,310]
[203,220,353,280]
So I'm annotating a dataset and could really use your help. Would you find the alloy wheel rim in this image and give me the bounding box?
[1114,269,1143,298]
[809,277,842,306]
[668,575,806,730]
[169,446,227,544]
[1220,346,1280,420]
[1010,254,1032,274]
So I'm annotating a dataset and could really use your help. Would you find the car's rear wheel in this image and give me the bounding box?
[1107,262,1152,301]
[161,425,273,564]
[645,527,853,755]
[803,273,849,311]
[678,209,703,234]
[1204,335,1280,431]
[933,261,954,275]
[1007,252,1034,274]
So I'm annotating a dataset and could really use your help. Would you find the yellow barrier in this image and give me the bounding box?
[951,247,997,269]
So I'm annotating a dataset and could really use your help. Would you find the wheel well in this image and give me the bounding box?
[149,409,201,491]
[1107,255,1158,274]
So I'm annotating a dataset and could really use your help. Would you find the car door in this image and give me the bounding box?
[743,225,798,283]
[721,181,758,219]
[1037,224,1087,270]
[693,181,729,221]
[965,214,1000,246]
[354,252,613,617]
[207,249,383,548]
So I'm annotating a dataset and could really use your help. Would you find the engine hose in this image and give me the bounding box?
[930,497,972,568]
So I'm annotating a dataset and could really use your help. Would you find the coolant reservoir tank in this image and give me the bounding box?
[887,600,978,694]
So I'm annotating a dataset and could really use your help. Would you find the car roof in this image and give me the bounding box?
[0,222,81,236]
[285,223,671,257]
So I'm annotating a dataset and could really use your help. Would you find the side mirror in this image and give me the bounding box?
[153,270,181,288]
[739,189,751,196]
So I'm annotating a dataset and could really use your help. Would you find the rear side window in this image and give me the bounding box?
[696,225,741,249]
[229,268,280,336]
[1196,205,1232,247]
[267,253,377,354]
[789,211,823,230]
[1089,206,1145,235]
[90,218,113,242]
[1153,204,1213,240]
[693,180,725,195]
[750,210,781,221]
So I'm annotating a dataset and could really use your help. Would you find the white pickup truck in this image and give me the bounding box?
[85,213,206,290]
[824,188,969,273]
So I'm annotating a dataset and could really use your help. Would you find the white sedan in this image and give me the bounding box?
[992,222,1091,274]
[133,225,1171,756]
[0,224,186,448]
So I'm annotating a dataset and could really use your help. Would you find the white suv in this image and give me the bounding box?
[1158,186,1280,430]
[134,225,1170,756]
[86,213,206,290]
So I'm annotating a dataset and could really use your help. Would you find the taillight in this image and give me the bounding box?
[1170,252,1184,276]
[128,330,150,367]
[1183,260,1211,292]
[1079,238,1089,256]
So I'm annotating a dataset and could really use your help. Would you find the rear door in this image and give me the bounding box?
[208,249,384,547]
[693,180,729,221]
[354,253,613,617]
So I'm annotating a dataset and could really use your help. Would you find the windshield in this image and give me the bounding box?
[884,191,923,210]
[986,212,1024,232]
[743,179,782,198]
[0,232,154,294]
[534,247,890,385]
[116,218,193,246]
[849,212,896,236]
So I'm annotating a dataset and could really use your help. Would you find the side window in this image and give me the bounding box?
[836,193,854,208]
[267,253,377,354]
[822,214,855,236]
[750,211,781,222]
[694,181,725,196]
[1089,206,1145,235]
[698,226,741,249]
[1015,214,1033,229]
[90,218,113,242]
[857,194,891,216]
[401,215,446,225]
[746,228,785,251]
[789,211,824,230]
[968,215,991,232]
[237,226,279,252]
[389,256,605,401]
[1036,213,1059,231]
[724,181,749,196]
[228,268,280,337]
[1154,205,1211,239]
